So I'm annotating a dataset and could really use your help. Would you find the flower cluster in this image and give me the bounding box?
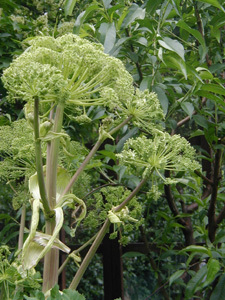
[2,34,134,108]
[123,89,164,132]
[0,119,36,181]
[117,131,200,180]
[83,186,143,244]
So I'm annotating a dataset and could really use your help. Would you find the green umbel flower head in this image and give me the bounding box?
[117,131,200,179]
[2,34,134,107]
[123,89,164,132]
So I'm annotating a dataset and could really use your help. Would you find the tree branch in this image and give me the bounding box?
[208,150,222,242]
[140,226,170,300]
[164,170,195,245]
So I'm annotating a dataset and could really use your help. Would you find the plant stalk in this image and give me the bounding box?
[60,116,133,200]
[42,103,65,293]
[18,205,26,251]
[69,175,147,290]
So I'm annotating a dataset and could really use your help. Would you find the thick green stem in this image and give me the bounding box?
[46,103,65,208]
[42,103,65,293]
[33,97,52,217]
[60,116,133,199]
[69,175,147,290]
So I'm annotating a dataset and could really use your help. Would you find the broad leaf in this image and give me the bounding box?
[169,269,185,286]
[158,37,185,61]
[180,245,212,257]
[121,4,145,28]
[210,273,225,300]
[202,258,220,288]
[99,22,116,53]
[64,0,77,16]
[197,0,225,12]
[185,265,207,299]
[177,20,207,57]
[181,102,195,118]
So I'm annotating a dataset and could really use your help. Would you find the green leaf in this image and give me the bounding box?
[190,129,204,139]
[195,90,225,107]
[64,0,77,17]
[102,0,112,9]
[200,84,225,96]
[185,265,207,299]
[210,273,225,300]
[202,258,220,288]
[98,150,116,161]
[24,291,45,300]
[122,251,145,258]
[169,269,185,286]
[73,5,101,34]
[153,86,169,115]
[0,223,18,242]
[177,20,207,56]
[140,76,152,91]
[99,22,116,53]
[193,115,208,129]
[48,284,61,299]
[163,53,187,79]
[196,67,214,80]
[113,165,126,182]
[197,0,225,12]
[181,102,195,118]
[180,245,212,257]
[62,289,85,300]
[121,4,145,28]
[116,127,139,152]
[146,0,164,15]
[158,37,185,61]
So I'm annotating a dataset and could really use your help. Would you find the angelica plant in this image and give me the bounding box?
[1,33,200,295]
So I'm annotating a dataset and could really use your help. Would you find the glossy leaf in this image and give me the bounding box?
[185,265,208,299]
[102,0,112,9]
[180,245,212,257]
[99,22,116,53]
[181,102,195,118]
[210,273,225,300]
[158,37,185,61]
[121,4,145,28]
[202,258,220,288]
[177,20,207,55]
[169,269,185,286]
[197,0,225,12]
[64,0,77,16]
[146,0,164,15]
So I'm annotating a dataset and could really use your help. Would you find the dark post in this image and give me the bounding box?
[102,228,124,300]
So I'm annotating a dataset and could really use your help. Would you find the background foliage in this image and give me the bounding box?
[0,0,225,299]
